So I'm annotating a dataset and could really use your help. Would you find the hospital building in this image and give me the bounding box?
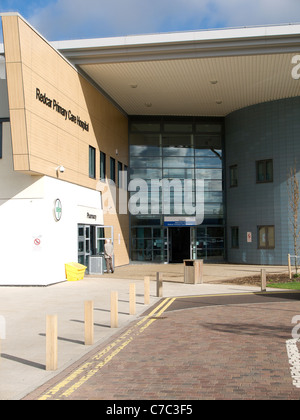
[0,13,300,285]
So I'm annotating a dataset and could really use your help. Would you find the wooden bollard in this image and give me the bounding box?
[288,254,292,279]
[111,291,118,328]
[129,283,136,315]
[85,301,94,345]
[144,276,150,305]
[46,315,58,371]
[156,272,163,297]
[261,269,266,292]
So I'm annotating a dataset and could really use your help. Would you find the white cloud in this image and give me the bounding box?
[27,0,300,41]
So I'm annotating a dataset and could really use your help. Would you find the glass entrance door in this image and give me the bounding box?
[95,226,113,255]
[191,226,225,261]
[96,226,105,254]
[191,227,197,260]
[168,227,191,263]
[78,225,114,271]
[78,225,91,268]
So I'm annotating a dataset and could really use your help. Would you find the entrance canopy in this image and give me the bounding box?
[53,24,300,117]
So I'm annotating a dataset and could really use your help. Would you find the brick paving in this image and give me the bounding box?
[25,296,300,400]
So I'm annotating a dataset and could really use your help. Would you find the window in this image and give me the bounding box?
[0,120,9,159]
[229,165,238,187]
[110,157,116,182]
[123,164,128,188]
[256,159,273,183]
[258,226,275,249]
[0,122,2,159]
[118,161,123,187]
[231,227,239,249]
[89,146,96,178]
[100,151,106,181]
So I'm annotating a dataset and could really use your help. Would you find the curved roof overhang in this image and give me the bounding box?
[53,24,300,117]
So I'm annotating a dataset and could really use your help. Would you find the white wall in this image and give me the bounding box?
[0,123,103,285]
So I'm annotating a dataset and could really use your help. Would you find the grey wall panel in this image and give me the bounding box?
[225,97,300,265]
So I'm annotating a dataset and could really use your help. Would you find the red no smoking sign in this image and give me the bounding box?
[33,236,42,252]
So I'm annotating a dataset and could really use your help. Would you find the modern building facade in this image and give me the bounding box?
[0,14,129,285]
[0,13,300,284]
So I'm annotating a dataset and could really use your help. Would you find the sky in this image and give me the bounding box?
[1,0,300,42]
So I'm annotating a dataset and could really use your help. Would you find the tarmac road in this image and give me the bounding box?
[25,290,300,401]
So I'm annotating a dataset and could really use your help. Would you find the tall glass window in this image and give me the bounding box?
[230,165,238,187]
[0,119,9,160]
[129,117,225,262]
[258,226,275,249]
[256,159,273,183]
[100,151,106,181]
[0,122,2,159]
[118,161,123,187]
[110,157,116,183]
[231,227,239,248]
[89,146,96,179]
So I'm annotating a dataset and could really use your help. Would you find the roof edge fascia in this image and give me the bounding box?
[54,23,300,64]
[53,23,300,49]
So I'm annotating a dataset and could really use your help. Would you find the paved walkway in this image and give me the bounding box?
[27,293,300,400]
[0,263,297,400]
[97,263,289,283]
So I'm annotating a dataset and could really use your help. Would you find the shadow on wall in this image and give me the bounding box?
[0,76,44,206]
[0,120,44,207]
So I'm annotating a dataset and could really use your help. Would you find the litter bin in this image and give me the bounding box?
[183,259,203,284]
[65,262,87,282]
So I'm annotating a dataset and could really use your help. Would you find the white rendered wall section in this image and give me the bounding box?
[0,123,103,285]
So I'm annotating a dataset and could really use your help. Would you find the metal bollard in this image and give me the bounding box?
[261,269,266,292]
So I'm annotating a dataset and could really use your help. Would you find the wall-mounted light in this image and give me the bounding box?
[56,165,65,174]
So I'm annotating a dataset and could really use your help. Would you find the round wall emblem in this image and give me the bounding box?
[54,199,62,221]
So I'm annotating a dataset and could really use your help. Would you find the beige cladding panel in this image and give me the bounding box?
[13,154,29,172]
[78,76,111,122]
[5,63,25,109]
[57,131,80,173]
[18,17,60,90]
[9,109,28,155]
[2,16,21,63]
[23,67,94,148]
[27,111,58,163]
[2,15,128,182]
